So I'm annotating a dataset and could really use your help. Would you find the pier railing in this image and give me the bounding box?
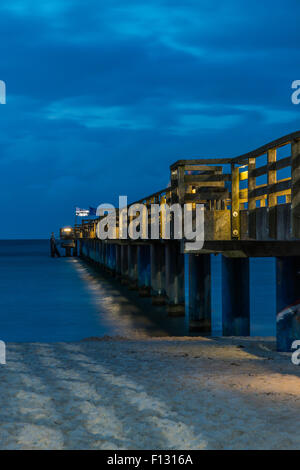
[74,131,300,247]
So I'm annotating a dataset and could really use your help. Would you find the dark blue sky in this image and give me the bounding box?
[1,0,299,238]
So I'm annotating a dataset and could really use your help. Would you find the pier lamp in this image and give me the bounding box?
[60,226,74,240]
[59,226,76,257]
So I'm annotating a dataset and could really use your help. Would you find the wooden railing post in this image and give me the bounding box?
[267,148,277,206]
[248,157,256,238]
[231,164,240,239]
[268,148,277,238]
[291,139,300,238]
[177,165,185,205]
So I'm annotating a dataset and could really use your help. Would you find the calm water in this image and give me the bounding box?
[0,240,276,342]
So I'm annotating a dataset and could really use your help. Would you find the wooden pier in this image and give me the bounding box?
[63,131,300,352]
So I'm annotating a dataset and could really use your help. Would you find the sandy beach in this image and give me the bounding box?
[0,335,299,450]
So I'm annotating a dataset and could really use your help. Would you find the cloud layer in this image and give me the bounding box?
[0,0,299,237]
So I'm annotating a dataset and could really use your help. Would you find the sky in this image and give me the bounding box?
[0,0,299,238]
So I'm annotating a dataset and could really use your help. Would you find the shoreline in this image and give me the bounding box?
[0,335,299,450]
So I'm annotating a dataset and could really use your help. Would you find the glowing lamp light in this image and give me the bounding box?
[62,227,72,233]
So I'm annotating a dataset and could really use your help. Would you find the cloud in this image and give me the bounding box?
[0,0,299,237]
[47,100,153,130]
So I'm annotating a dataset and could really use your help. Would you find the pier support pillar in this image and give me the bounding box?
[222,256,250,336]
[137,245,151,296]
[115,244,121,277]
[120,244,129,284]
[89,240,95,262]
[276,256,300,352]
[103,243,108,268]
[106,244,110,268]
[108,244,116,274]
[95,241,99,263]
[99,241,104,266]
[65,246,72,257]
[150,243,166,305]
[165,242,185,316]
[128,245,138,289]
[73,241,78,257]
[188,254,211,332]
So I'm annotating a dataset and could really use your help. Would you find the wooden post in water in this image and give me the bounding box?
[222,256,250,336]
[150,242,166,305]
[276,256,300,352]
[137,245,151,296]
[165,241,185,316]
[128,244,138,289]
[188,254,211,332]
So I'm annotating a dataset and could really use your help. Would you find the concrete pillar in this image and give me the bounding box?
[93,240,98,263]
[98,241,102,264]
[105,244,110,268]
[82,240,88,258]
[73,240,78,257]
[120,244,129,284]
[188,254,211,332]
[276,256,300,352]
[150,243,166,305]
[65,246,72,257]
[128,245,138,289]
[115,244,121,277]
[222,256,250,336]
[137,245,151,296]
[165,242,185,316]
[102,243,107,267]
[107,244,116,274]
[89,240,95,261]
[98,241,103,265]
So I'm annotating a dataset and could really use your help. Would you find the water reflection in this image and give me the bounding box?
[71,259,189,339]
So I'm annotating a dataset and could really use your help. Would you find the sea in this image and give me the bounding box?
[0,240,276,342]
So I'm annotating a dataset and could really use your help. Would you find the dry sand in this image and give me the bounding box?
[0,336,299,450]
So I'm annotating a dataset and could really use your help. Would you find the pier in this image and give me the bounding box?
[62,131,300,352]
